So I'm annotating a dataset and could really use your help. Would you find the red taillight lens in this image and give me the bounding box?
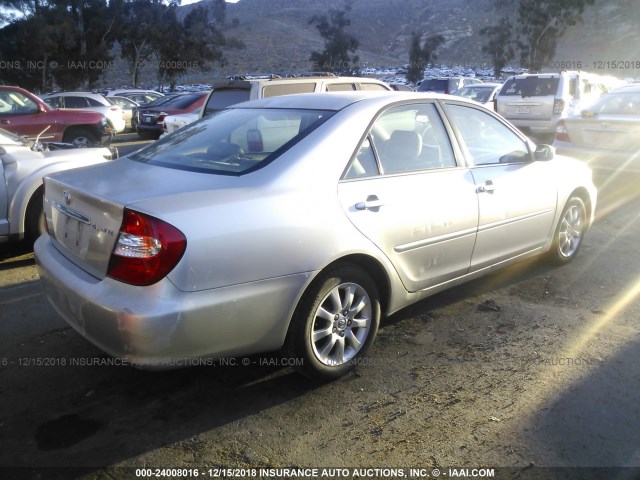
[107,210,186,286]
[553,99,565,115]
[555,120,571,142]
[157,112,168,123]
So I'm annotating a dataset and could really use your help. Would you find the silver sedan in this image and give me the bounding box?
[35,92,597,380]
[554,85,640,173]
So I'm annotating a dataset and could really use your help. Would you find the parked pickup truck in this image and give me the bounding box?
[0,86,112,147]
[0,127,113,243]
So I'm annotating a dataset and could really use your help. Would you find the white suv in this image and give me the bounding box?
[495,72,610,142]
[42,92,127,134]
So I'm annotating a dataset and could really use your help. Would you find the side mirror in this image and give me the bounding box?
[534,144,555,161]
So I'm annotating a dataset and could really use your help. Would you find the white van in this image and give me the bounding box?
[161,75,393,135]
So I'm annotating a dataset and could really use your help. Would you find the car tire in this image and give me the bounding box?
[547,196,587,265]
[63,128,97,148]
[284,264,381,381]
[26,187,46,242]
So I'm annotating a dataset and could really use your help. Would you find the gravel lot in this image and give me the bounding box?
[1,164,639,480]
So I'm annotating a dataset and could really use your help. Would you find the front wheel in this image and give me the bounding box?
[284,265,381,380]
[548,196,587,264]
[63,128,97,148]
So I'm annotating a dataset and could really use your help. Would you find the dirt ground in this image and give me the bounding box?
[1,171,639,480]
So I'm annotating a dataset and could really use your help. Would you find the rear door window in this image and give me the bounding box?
[262,83,316,97]
[326,83,356,92]
[204,89,251,117]
[346,102,456,178]
[64,96,90,108]
[359,83,390,91]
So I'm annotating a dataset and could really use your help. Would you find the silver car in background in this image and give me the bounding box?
[35,92,597,380]
[1,128,113,243]
[554,85,640,173]
[452,83,503,111]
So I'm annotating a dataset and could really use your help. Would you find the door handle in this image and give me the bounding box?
[355,195,384,210]
[477,180,495,194]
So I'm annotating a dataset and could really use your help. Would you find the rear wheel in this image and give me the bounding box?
[548,196,587,264]
[285,265,381,380]
[63,128,97,148]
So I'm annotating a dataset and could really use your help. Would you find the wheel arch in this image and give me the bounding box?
[291,253,392,326]
[24,184,45,239]
[9,181,44,239]
[569,186,594,227]
[62,125,99,143]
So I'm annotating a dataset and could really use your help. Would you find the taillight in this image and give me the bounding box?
[553,99,565,115]
[157,112,168,123]
[555,120,571,142]
[107,210,186,286]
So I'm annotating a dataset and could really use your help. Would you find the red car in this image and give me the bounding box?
[136,92,207,139]
[0,86,112,147]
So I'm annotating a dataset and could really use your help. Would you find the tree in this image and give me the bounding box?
[308,1,359,73]
[513,0,595,72]
[407,32,445,84]
[0,0,116,91]
[153,2,228,90]
[111,0,165,87]
[480,16,514,78]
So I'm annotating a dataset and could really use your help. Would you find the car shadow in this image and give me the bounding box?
[0,240,35,265]
[2,348,325,476]
[519,337,640,472]
[386,255,554,327]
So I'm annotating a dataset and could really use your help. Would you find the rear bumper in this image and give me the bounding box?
[136,123,161,137]
[505,118,557,135]
[34,235,309,368]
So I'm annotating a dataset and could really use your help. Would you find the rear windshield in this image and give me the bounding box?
[500,77,560,97]
[203,89,251,117]
[417,79,449,92]
[161,93,205,109]
[454,86,495,103]
[130,108,334,175]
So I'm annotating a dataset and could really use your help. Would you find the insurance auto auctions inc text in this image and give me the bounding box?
[198,467,496,478]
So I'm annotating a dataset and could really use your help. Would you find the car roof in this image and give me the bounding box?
[610,84,640,93]
[43,91,103,97]
[231,91,463,111]
[508,73,570,79]
[459,83,502,88]
[212,76,388,89]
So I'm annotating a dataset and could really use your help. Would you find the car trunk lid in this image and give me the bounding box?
[564,114,640,150]
[43,158,240,280]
